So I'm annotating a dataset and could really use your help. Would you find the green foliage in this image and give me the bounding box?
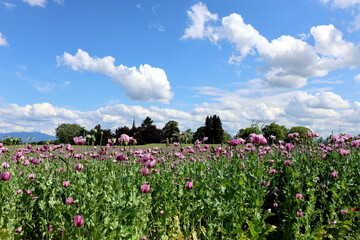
[238,126,261,141]
[1,136,22,145]
[262,122,288,143]
[141,117,153,128]
[178,129,194,144]
[115,126,131,137]
[136,117,163,145]
[0,136,360,239]
[222,131,232,143]
[55,123,85,144]
[194,115,224,144]
[287,126,312,142]
[205,115,224,144]
[162,120,180,142]
[193,126,206,143]
[1,138,359,239]
[87,124,114,146]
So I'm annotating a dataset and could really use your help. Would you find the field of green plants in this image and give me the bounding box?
[1,133,359,239]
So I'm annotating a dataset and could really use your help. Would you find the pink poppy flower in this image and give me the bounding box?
[141,183,151,193]
[73,215,84,227]
[1,172,12,181]
[186,181,193,189]
[73,136,86,145]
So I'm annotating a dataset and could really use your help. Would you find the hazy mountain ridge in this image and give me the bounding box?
[0,132,57,142]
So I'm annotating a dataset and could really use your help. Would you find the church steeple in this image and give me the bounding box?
[132,117,136,130]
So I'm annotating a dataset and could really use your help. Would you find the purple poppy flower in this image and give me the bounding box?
[1,172,12,181]
[296,193,303,199]
[186,181,193,189]
[75,164,84,172]
[141,183,151,193]
[73,215,84,227]
[66,197,74,205]
[73,136,86,145]
[63,181,70,188]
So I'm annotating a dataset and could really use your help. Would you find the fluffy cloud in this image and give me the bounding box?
[0,102,195,136]
[311,25,360,66]
[0,89,358,138]
[0,33,8,46]
[22,0,46,7]
[57,49,173,104]
[21,0,63,7]
[191,82,359,136]
[263,69,308,88]
[183,2,360,89]
[289,91,350,109]
[182,2,218,39]
[284,91,350,125]
[255,103,284,120]
[342,101,360,123]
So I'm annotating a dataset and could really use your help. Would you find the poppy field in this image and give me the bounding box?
[0,133,359,239]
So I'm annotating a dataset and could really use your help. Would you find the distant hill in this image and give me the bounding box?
[0,132,57,143]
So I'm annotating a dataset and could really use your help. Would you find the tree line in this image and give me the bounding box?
[55,115,227,145]
[53,115,326,146]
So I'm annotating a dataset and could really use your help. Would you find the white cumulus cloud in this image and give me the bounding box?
[311,24,360,66]
[255,103,284,121]
[293,91,350,109]
[263,69,308,88]
[0,91,358,138]
[0,102,196,136]
[182,2,218,40]
[22,0,46,7]
[57,49,174,104]
[191,83,359,136]
[183,2,360,89]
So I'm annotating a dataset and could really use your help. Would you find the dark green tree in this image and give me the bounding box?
[115,126,131,139]
[287,126,311,142]
[237,127,261,142]
[262,122,288,144]
[1,137,22,145]
[88,124,114,146]
[141,117,153,128]
[137,117,163,145]
[162,120,180,142]
[193,126,206,143]
[214,115,225,143]
[139,125,163,145]
[101,129,113,145]
[194,115,224,144]
[55,123,85,144]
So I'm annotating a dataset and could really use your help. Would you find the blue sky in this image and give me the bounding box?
[0,0,360,137]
